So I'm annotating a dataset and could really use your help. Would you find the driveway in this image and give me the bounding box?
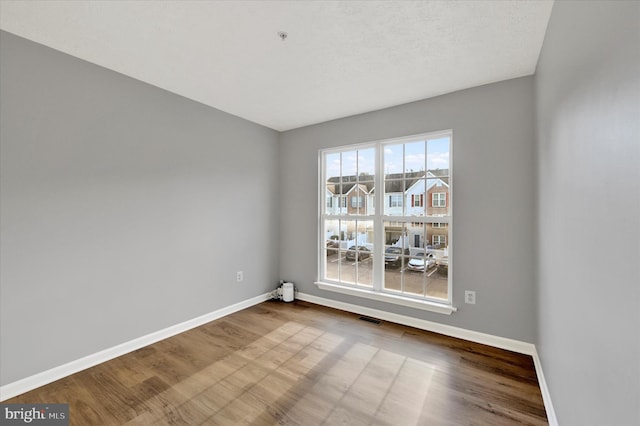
[325,253,448,300]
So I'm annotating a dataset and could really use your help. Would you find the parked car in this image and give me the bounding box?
[326,236,340,248]
[345,246,371,261]
[384,247,409,267]
[407,252,435,272]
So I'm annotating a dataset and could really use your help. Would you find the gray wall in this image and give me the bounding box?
[279,76,537,343]
[535,2,640,425]
[0,31,280,386]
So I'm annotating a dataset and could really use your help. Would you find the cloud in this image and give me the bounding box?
[405,153,425,171]
[427,152,449,169]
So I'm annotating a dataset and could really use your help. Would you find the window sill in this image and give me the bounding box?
[314,281,457,315]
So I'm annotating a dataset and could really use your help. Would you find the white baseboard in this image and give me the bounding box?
[296,292,535,354]
[0,292,271,402]
[296,291,558,424]
[531,347,559,426]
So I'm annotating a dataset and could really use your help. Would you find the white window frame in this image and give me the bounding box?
[432,235,447,246]
[411,194,424,207]
[389,194,403,207]
[432,192,446,208]
[317,131,455,315]
[351,195,364,208]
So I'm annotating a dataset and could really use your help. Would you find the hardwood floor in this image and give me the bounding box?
[6,300,548,425]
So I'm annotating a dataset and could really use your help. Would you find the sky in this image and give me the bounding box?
[325,136,450,179]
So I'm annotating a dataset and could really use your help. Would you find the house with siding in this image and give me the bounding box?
[327,170,449,251]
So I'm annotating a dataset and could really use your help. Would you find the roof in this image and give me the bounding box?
[326,175,375,195]
[328,169,449,194]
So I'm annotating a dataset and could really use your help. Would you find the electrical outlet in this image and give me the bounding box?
[465,290,476,304]
[236,271,243,282]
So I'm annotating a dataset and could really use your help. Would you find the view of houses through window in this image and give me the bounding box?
[320,131,451,304]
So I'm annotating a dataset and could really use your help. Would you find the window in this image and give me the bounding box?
[389,194,403,208]
[432,192,446,207]
[433,235,447,246]
[339,196,347,208]
[318,131,453,313]
[351,196,364,208]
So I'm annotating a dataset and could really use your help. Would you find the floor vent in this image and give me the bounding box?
[359,316,381,325]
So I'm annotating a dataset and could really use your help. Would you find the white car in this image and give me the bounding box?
[407,252,435,272]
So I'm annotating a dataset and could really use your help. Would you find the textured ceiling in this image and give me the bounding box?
[0,1,554,131]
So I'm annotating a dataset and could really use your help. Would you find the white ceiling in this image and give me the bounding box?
[0,0,554,131]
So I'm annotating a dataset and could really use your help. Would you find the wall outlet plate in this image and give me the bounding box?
[465,290,476,304]
[236,271,243,282]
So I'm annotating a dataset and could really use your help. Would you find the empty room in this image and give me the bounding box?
[1,1,638,425]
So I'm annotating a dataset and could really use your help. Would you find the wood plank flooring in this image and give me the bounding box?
[5,300,548,425]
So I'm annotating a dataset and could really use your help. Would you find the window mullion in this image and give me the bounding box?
[373,144,384,292]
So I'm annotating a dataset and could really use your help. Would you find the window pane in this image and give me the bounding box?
[404,261,427,297]
[358,148,375,179]
[383,144,403,175]
[356,220,374,287]
[408,224,428,297]
[383,221,409,292]
[325,152,341,180]
[357,148,375,216]
[427,223,449,299]
[385,141,429,217]
[325,185,335,214]
[384,182,405,215]
[324,219,340,281]
[404,245,448,300]
[405,141,426,173]
[406,179,426,216]
[324,219,340,246]
[326,246,340,281]
[427,137,450,172]
[427,178,449,216]
[407,222,426,249]
[345,190,366,216]
[341,253,357,285]
[365,191,374,216]
[325,152,341,216]
[341,150,358,177]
